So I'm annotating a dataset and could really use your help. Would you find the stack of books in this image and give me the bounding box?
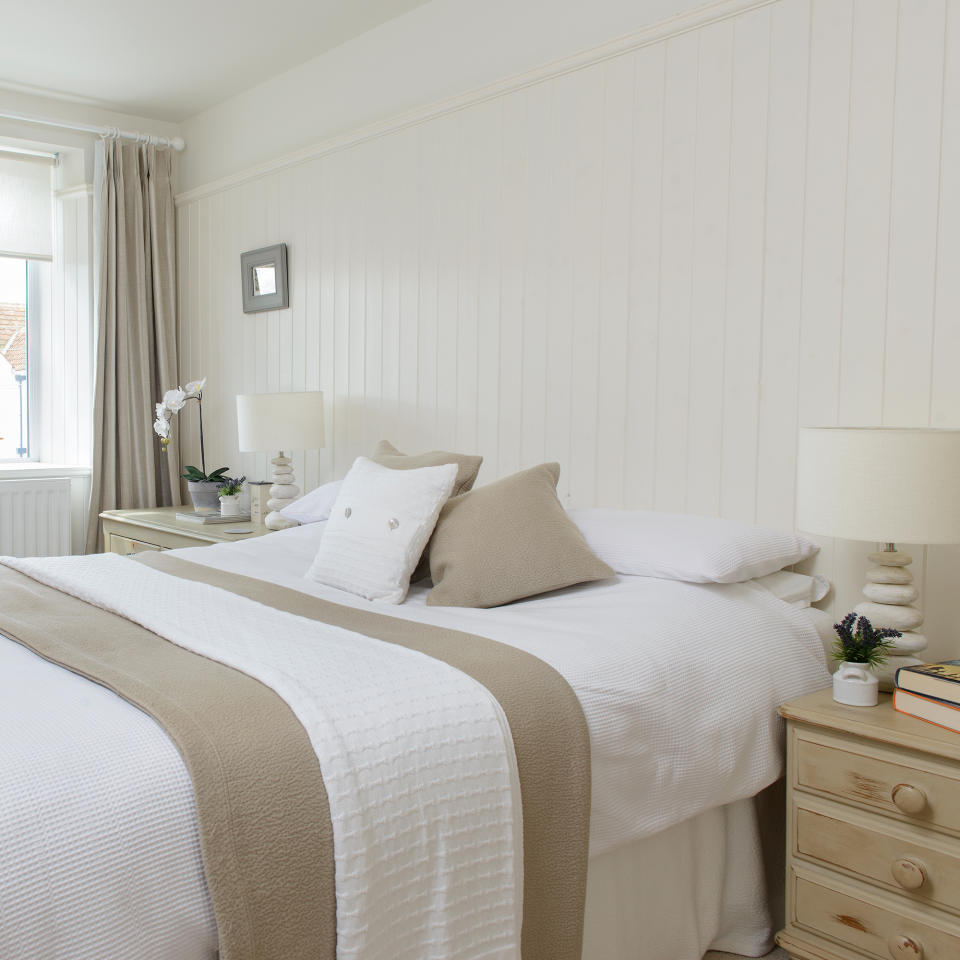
[894,661,960,732]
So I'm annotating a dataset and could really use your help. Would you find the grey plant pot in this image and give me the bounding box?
[187,480,222,512]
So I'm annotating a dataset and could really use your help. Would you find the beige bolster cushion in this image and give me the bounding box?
[371,440,482,497]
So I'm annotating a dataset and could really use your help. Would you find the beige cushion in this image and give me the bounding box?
[372,440,483,581]
[371,440,482,497]
[427,462,615,608]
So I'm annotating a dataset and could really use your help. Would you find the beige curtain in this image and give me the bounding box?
[85,139,181,553]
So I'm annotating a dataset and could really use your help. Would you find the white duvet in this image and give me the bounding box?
[0,524,829,960]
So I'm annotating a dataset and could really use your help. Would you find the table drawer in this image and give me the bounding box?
[795,870,960,959]
[108,534,162,555]
[796,731,960,834]
[797,803,960,914]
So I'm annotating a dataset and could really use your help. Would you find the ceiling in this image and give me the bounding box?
[0,0,430,122]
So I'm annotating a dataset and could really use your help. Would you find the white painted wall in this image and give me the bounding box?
[176,0,960,662]
[177,0,722,193]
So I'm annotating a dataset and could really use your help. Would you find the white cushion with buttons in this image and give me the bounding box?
[306,456,457,603]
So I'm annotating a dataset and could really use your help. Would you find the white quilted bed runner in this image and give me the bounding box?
[2,553,523,960]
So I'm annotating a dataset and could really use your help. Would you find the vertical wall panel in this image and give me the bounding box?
[498,90,529,478]
[798,0,853,428]
[624,43,666,511]
[838,0,897,426]
[177,0,960,662]
[653,31,698,514]
[755,0,808,530]
[883,0,947,427]
[595,55,636,508]
[519,80,553,470]
[931,1,960,427]
[685,19,733,519]
[719,6,770,522]
[566,64,605,508]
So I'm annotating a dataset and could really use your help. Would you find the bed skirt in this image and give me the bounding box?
[583,780,785,960]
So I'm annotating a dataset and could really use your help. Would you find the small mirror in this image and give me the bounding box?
[241,243,288,313]
[252,263,276,296]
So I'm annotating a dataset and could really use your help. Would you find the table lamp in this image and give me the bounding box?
[236,391,325,530]
[796,427,960,684]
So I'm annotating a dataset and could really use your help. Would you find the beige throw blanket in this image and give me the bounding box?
[0,553,591,960]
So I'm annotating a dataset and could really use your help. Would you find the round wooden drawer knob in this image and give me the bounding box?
[892,783,927,815]
[891,858,926,890]
[888,935,923,959]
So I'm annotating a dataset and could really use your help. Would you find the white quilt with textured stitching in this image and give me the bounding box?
[0,553,522,960]
[0,526,829,960]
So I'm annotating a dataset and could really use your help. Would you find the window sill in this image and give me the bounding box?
[0,462,91,480]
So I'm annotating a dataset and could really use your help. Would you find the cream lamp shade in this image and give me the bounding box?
[236,391,325,453]
[796,426,960,685]
[236,391,324,531]
[796,427,960,544]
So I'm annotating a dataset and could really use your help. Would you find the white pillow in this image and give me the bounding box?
[280,479,342,524]
[306,457,457,603]
[752,569,830,607]
[567,508,819,584]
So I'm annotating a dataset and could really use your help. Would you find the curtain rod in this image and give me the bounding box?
[0,110,184,151]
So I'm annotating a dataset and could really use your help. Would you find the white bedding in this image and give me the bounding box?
[2,553,522,960]
[171,522,830,855]
[0,524,830,960]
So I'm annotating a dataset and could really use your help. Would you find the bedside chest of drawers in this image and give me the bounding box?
[777,688,960,960]
[100,506,269,553]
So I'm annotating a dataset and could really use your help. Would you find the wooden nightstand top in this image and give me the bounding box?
[780,686,960,764]
[100,506,270,546]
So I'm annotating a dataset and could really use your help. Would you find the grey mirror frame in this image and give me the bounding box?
[241,243,289,313]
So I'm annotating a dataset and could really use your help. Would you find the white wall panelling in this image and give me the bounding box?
[177,0,960,662]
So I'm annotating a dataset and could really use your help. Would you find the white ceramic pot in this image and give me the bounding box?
[219,493,243,517]
[832,661,880,707]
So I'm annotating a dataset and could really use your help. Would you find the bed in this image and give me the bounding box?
[0,519,830,960]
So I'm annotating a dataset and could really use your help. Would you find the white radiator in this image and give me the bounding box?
[0,478,72,557]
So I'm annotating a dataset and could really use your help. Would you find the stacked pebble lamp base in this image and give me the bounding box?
[853,545,927,691]
[264,451,301,531]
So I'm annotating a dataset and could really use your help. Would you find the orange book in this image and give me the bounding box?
[893,687,960,734]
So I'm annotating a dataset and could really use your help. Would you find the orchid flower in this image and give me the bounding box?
[163,388,187,413]
[154,375,212,478]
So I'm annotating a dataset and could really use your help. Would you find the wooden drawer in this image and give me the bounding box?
[794,868,960,959]
[797,801,960,915]
[796,730,960,834]
[108,534,162,555]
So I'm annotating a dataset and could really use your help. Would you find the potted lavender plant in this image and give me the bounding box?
[217,476,246,517]
[153,377,230,512]
[831,613,901,706]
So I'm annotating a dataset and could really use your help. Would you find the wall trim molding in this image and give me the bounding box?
[175,0,778,206]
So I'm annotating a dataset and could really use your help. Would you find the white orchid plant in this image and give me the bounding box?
[153,377,229,484]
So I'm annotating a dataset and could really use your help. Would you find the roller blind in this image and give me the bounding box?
[0,155,52,260]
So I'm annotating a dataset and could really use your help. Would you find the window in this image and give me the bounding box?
[0,151,54,462]
[0,256,28,458]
